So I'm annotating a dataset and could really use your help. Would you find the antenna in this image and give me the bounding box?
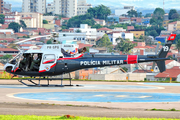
[163,0,164,10]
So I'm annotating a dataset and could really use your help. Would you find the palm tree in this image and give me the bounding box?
[176,39,180,53]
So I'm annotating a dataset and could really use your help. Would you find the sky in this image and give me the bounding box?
[6,0,180,10]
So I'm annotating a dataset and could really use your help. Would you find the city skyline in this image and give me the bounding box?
[5,0,180,10]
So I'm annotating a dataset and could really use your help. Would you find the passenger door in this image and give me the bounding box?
[39,54,56,73]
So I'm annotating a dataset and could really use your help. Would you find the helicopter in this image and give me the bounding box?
[4,33,176,87]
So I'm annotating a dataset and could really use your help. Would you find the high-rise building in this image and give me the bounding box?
[22,0,46,14]
[0,0,4,14]
[54,0,77,18]
[4,2,11,13]
[77,0,92,16]
[47,2,54,13]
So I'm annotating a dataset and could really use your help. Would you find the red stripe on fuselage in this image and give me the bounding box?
[39,63,57,73]
[50,63,56,69]
[57,54,84,61]
[127,55,138,64]
[14,67,19,72]
[43,59,55,64]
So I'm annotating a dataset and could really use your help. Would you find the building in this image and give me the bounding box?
[3,2,11,13]
[119,17,131,24]
[155,66,180,81]
[127,26,134,31]
[22,0,46,14]
[54,0,77,18]
[107,31,134,45]
[168,21,180,31]
[163,20,170,29]
[22,17,36,28]
[94,19,106,26]
[107,15,120,25]
[0,0,3,14]
[77,0,92,16]
[97,27,112,34]
[58,24,97,45]
[4,12,20,24]
[47,2,54,13]
[129,30,145,38]
[0,48,19,57]
[131,17,142,25]
[19,12,43,28]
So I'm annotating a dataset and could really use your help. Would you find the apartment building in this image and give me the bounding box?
[4,2,11,13]
[22,0,46,14]
[4,12,20,24]
[19,12,43,28]
[77,0,92,16]
[0,0,3,14]
[54,0,77,18]
[22,17,36,28]
[168,21,180,31]
[47,2,54,13]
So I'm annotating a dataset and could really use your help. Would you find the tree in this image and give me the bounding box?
[149,30,158,38]
[127,9,138,17]
[144,13,152,18]
[171,13,179,20]
[115,37,136,54]
[8,22,21,33]
[0,14,5,24]
[75,29,81,33]
[0,54,13,59]
[39,31,41,35]
[150,8,165,27]
[92,24,103,29]
[67,13,95,28]
[43,20,48,24]
[169,9,177,20]
[96,34,112,47]
[47,40,52,44]
[87,5,111,20]
[20,20,27,28]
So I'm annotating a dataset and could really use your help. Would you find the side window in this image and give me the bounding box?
[43,54,55,64]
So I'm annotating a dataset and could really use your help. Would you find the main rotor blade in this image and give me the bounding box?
[14,35,51,45]
[155,41,161,55]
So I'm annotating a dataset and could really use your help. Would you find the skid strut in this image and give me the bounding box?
[17,74,76,87]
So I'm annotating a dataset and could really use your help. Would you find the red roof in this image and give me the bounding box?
[20,44,33,47]
[127,26,134,30]
[133,70,152,73]
[97,27,112,31]
[147,60,174,66]
[155,66,180,78]
[78,43,93,49]
[62,18,70,20]
[134,46,146,49]
[169,21,177,24]
[0,48,19,51]
[146,46,154,49]
[131,17,142,23]
[1,24,8,29]
[14,33,28,37]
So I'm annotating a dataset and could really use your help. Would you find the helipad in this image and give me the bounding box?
[0,84,159,89]
[14,92,180,103]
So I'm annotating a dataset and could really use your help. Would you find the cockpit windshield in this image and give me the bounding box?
[8,52,23,65]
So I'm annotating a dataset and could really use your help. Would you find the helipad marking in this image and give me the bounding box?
[116,95,128,98]
[13,92,180,103]
[94,95,104,97]
[138,96,151,98]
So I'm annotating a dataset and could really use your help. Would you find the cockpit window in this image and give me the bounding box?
[43,54,55,64]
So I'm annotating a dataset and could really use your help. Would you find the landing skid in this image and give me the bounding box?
[18,74,81,87]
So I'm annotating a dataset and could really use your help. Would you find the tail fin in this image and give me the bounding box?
[156,61,166,72]
[156,34,176,72]
[158,34,176,58]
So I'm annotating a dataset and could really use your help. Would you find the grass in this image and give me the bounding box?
[0,115,179,120]
[149,108,180,111]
